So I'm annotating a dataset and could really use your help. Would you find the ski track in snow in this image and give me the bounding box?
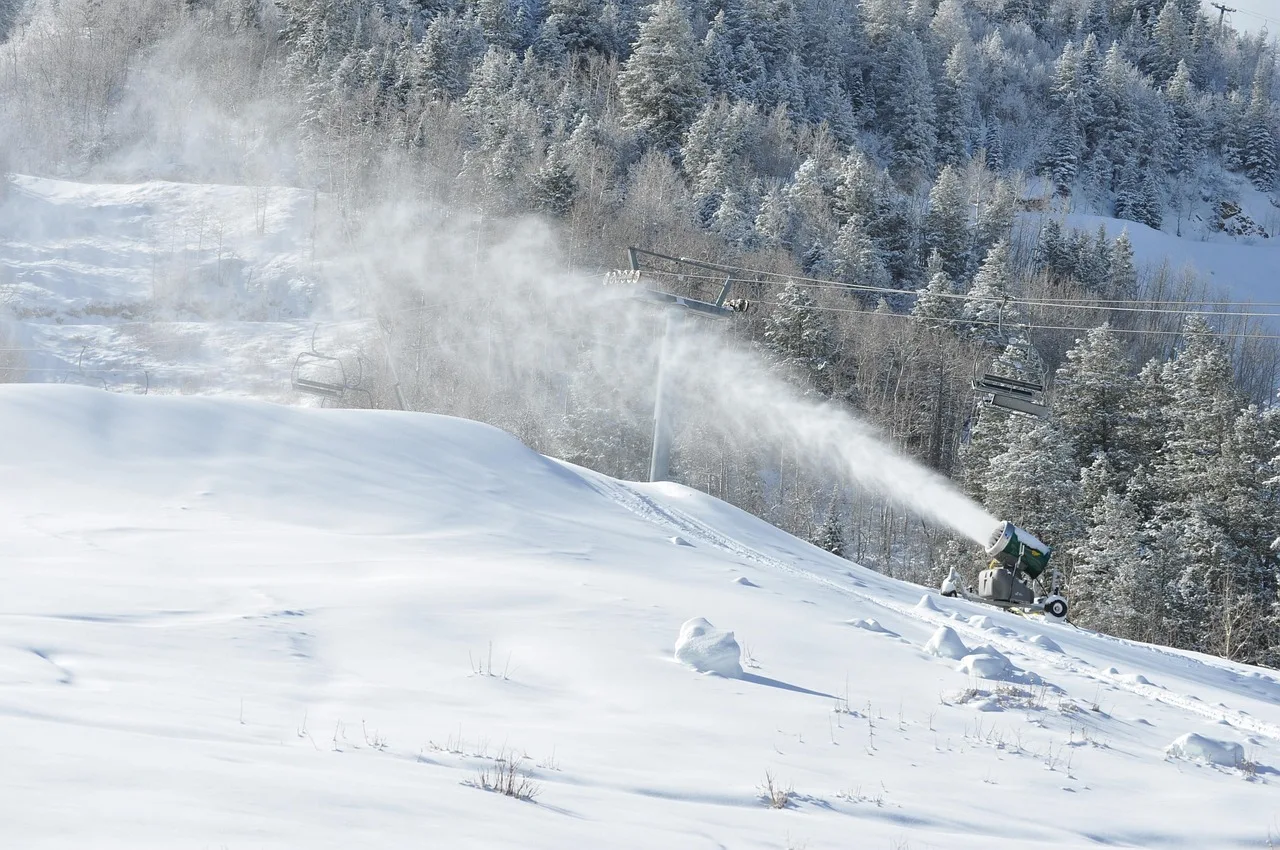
[582,471,1280,745]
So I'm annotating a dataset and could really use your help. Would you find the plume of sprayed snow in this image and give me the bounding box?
[666,330,998,544]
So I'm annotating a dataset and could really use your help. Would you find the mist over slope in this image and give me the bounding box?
[2,384,1278,848]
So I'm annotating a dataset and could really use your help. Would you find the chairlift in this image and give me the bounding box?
[292,325,363,403]
[971,302,1050,419]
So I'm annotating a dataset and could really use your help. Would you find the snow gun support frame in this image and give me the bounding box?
[941,521,1068,619]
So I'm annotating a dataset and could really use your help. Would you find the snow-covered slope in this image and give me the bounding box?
[0,175,369,398]
[3,385,1277,849]
[1060,211,1280,308]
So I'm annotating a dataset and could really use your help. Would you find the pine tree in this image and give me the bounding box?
[1105,230,1136,300]
[832,214,889,294]
[1044,94,1083,196]
[1035,219,1074,282]
[477,0,518,48]
[1165,60,1204,173]
[912,251,958,328]
[1054,324,1136,468]
[812,496,846,557]
[880,31,937,180]
[983,419,1082,552]
[923,164,971,282]
[762,281,838,396]
[1243,77,1278,190]
[537,0,609,60]
[1146,0,1188,85]
[936,42,979,165]
[419,11,485,101]
[983,122,1006,170]
[617,0,707,152]
[754,182,794,249]
[1072,490,1151,637]
[960,240,1018,344]
[532,144,578,217]
[710,186,758,247]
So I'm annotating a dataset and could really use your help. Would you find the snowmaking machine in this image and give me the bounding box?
[941,521,1068,619]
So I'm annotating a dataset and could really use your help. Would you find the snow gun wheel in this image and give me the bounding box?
[1043,596,1068,619]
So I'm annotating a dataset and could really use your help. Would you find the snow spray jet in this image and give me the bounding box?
[666,329,999,546]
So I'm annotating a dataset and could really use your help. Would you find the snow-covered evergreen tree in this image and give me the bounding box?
[912,251,958,329]
[616,0,706,151]
[1054,324,1136,469]
[832,213,889,294]
[1243,77,1278,190]
[923,164,971,282]
[959,240,1018,344]
[762,281,838,397]
[983,419,1082,553]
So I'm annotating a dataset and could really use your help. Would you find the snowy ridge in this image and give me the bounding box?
[2,384,1278,849]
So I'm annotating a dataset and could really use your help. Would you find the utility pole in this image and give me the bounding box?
[613,248,751,483]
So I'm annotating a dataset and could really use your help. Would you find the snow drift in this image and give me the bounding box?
[674,618,744,677]
[1165,733,1245,767]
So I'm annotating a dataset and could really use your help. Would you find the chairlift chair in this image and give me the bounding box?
[971,305,1050,419]
[291,326,353,402]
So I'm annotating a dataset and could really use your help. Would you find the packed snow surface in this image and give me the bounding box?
[3,385,1280,849]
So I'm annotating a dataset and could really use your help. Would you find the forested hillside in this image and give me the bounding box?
[1,0,1278,663]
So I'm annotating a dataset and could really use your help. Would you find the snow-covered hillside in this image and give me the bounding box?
[1060,210,1280,305]
[0,175,370,398]
[2,384,1277,849]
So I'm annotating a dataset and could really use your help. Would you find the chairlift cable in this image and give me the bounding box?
[634,267,1280,320]
[748,299,1280,341]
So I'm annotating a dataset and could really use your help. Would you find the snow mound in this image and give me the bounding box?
[924,626,970,660]
[670,536,692,546]
[916,595,942,612]
[1122,674,1153,686]
[732,576,758,587]
[968,615,995,629]
[1029,635,1063,653]
[958,647,1014,679]
[848,618,896,635]
[1165,733,1244,767]
[673,618,743,678]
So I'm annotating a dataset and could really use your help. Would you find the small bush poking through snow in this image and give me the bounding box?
[1165,733,1244,767]
[758,770,794,808]
[468,750,541,801]
[674,618,743,677]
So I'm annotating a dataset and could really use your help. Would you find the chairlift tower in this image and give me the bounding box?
[606,248,751,483]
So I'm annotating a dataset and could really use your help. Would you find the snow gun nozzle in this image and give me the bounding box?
[985,521,1052,580]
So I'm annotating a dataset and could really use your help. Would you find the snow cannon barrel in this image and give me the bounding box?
[985,521,1052,580]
